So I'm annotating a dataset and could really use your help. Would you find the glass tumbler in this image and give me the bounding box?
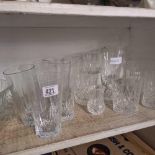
[35,60,61,138]
[101,47,125,101]
[74,71,91,106]
[72,54,90,106]
[3,64,39,127]
[83,49,103,74]
[74,49,103,106]
[86,71,104,115]
[87,86,105,115]
[0,79,14,123]
[112,61,142,115]
[59,58,74,121]
[142,70,155,109]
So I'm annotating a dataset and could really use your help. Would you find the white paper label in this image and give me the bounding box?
[110,57,122,65]
[42,85,58,97]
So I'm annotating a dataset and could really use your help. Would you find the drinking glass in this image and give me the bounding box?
[112,61,142,115]
[74,71,90,106]
[87,85,105,115]
[142,69,155,109]
[0,79,13,122]
[35,59,61,138]
[59,58,74,121]
[83,49,103,74]
[3,64,39,127]
[72,54,89,106]
[86,70,104,115]
[73,49,103,106]
[101,47,125,101]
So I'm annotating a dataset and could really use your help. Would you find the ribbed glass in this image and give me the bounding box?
[3,64,39,127]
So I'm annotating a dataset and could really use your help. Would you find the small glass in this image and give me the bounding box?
[83,49,103,74]
[87,86,105,115]
[0,79,13,122]
[112,61,142,115]
[35,59,61,138]
[3,64,39,127]
[142,69,155,109]
[74,71,90,106]
[86,71,104,115]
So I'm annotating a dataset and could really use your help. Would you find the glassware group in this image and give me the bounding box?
[0,47,154,138]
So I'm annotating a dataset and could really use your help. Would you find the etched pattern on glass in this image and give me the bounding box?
[142,71,155,109]
[3,64,39,127]
[35,60,61,138]
[112,65,142,115]
[87,87,105,115]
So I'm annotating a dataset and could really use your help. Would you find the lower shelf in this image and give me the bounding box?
[51,132,155,155]
[0,104,155,155]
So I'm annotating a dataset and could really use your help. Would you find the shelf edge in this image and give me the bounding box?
[0,2,155,18]
[8,119,155,155]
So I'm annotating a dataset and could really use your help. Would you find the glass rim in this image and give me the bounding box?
[41,59,71,65]
[3,64,35,75]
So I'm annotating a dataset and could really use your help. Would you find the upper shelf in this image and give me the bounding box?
[0,1,155,18]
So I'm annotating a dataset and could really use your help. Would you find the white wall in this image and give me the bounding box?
[0,26,155,70]
[0,27,129,72]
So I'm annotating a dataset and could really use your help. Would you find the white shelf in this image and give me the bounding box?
[0,1,155,18]
[0,104,155,155]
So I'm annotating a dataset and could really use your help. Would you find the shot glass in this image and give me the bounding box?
[3,64,39,127]
[112,61,142,115]
[87,86,105,115]
[35,59,61,138]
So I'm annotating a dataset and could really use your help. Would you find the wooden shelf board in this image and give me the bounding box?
[0,1,155,18]
[0,104,155,155]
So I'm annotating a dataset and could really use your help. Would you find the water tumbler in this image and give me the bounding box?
[35,59,61,138]
[0,78,14,129]
[87,85,105,115]
[101,47,125,101]
[112,61,142,115]
[3,64,39,127]
[142,69,155,109]
[74,49,103,106]
[72,54,89,106]
[59,58,74,121]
